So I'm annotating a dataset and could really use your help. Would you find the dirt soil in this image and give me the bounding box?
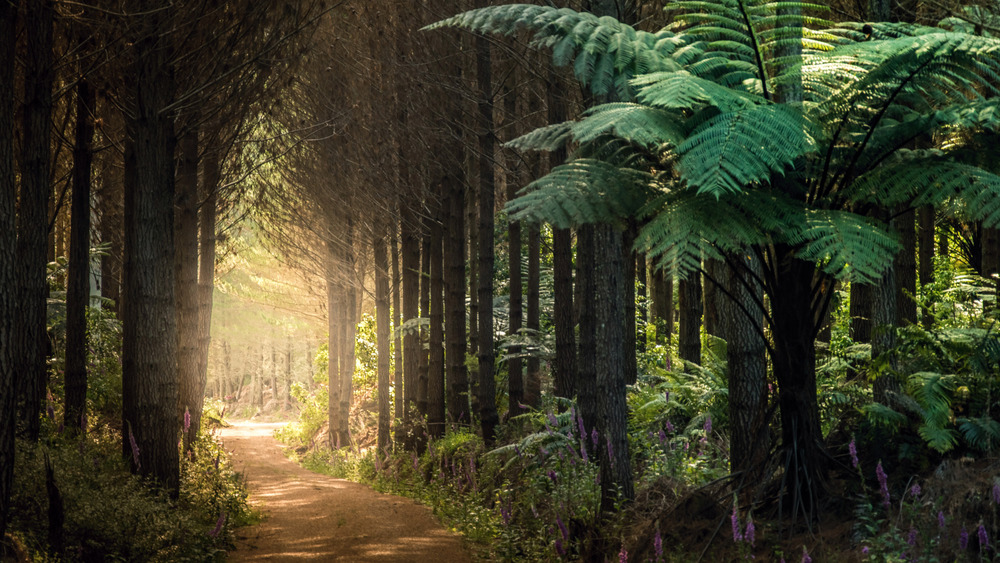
[221,421,472,562]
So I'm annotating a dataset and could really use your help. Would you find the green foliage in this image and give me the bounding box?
[10,430,254,562]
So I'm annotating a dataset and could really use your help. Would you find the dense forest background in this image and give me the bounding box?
[3,0,1000,560]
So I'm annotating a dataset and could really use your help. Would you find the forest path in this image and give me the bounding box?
[221,421,472,562]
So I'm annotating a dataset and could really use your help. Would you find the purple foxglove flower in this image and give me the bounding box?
[665,420,674,433]
[654,530,663,561]
[848,438,859,469]
[938,510,946,529]
[576,409,586,438]
[184,407,191,434]
[591,428,599,448]
[910,483,921,498]
[960,527,969,550]
[556,515,568,540]
[555,538,565,557]
[658,429,667,446]
[547,412,559,429]
[745,518,755,546]
[801,548,812,563]
[548,470,557,483]
[46,403,54,421]
[580,440,589,462]
[907,527,917,546]
[664,390,670,402]
[704,415,712,435]
[978,524,988,550]
[862,546,869,556]
[876,461,890,507]
[208,511,226,537]
[732,506,743,542]
[619,545,627,563]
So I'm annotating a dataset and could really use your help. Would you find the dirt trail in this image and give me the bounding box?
[221,421,472,562]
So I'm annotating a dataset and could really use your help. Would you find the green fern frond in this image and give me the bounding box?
[958,416,1000,452]
[862,402,906,432]
[427,5,683,98]
[676,104,818,196]
[506,159,654,228]
[571,103,686,148]
[504,122,574,152]
[633,70,764,111]
[792,209,899,282]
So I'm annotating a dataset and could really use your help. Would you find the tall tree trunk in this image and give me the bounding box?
[770,253,825,519]
[651,267,673,344]
[918,206,935,329]
[401,206,420,427]
[327,261,342,448]
[445,181,469,425]
[375,224,391,454]
[428,217,445,438]
[723,255,768,485]
[97,108,123,315]
[548,68,575,401]
[594,225,634,511]
[468,176,480,418]
[475,3,500,442]
[122,2,180,493]
[678,273,702,366]
[194,146,220,440]
[894,209,917,325]
[0,0,18,539]
[175,124,200,451]
[525,223,541,407]
[340,232,358,447]
[507,163,524,417]
[577,225,598,435]
[417,229,431,418]
[16,0,54,442]
[703,258,723,338]
[623,224,637,385]
[392,222,403,427]
[636,253,647,354]
[65,78,96,434]
[850,282,872,344]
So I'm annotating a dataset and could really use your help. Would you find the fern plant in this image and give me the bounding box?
[430,0,1000,517]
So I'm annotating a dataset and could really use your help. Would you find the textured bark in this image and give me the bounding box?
[401,206,420,423]
[417,230,431,417]
[872,264,900,404]
[623,225,637,385]
[428,218,446,438]
[525,223,541,408]
[326,263,342,448]
[723,255,768,481]
[1,0,17,538]
[475,3,500,442]
[97,123,123,313]
[445,181,469,425]
[770,254,825,518]
[651,267,673,343]
[16,0,54,441]
[576,225,598,436]
[65,79,96,434]
[594,225,634,511]
[122,2,180,492]
[340,237,358,448]
[982,226,1000,276]
[679,273,703,366]
[894,209,918,325]
[703,258,723,337]
[467,180,480,418]
[507,166,524,417]
[850,283,872,344]
[636,254,647,354]
[175,125,201,451]
[918,206,935,329]
[391,225,403,425]
[194,148,220,440]
[548,68,575,400]
[375,225,392,454]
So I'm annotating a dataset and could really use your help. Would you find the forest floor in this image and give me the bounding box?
[221,421,472,562]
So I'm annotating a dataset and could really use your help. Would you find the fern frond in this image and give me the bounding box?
[791,209,899,282]
[504,122,574,152]
[571,103,686,148]
[676,104,818,196]
[958,416,1000,452]
[506,159,654,228]
[633,70,764,111]
[427,5,683,98]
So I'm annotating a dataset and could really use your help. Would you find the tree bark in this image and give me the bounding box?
[327,261,342,448]
[467,177,480,418]
[548,68,575,401]
[623,224,637,385]
[894,208,917,325]
[475,3,500,442]
[375,223,392,454]
[918,206,935,329]
[340,234,358,448]
[417,229,431,418]
[525,223,541,408]
[175,124,201,451]
[391,222,403,426]
[850,282,872,344]
[595,225,634,511]
[703,258,723,338]
[507,165,524,417]
[636,253,647,354]
[194,146,220,440]
[428,216,446,438]
[872,263,900,404]
[577,225,598,435]
[16,0,55,442]
[445,180,469,425]
[401,206,420,426]
[0,0,18,539]
[122,2,180,493]
[679,273,703,366]
[65,78,96,434]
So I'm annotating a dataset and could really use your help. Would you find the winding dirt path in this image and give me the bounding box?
[221,421,472,562]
